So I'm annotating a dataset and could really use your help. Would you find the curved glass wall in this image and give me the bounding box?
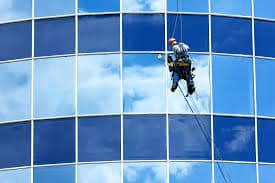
[0,0,275,182]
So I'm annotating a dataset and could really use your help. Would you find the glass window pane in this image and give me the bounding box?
[255,20,275,58]
[168,54,210,113]
[0,122,31,169]
[0,21,32,61]
[35,0,75,17]
[211,16,252,55]
[34,17,75,57]
[214,116,256,162]
[214,163,256,183]
[34,165,75,183]
[124,162,166,183]
[0,168,31,183]
[123,14,165,51]
[123,54,165,113]
[124,115,166,160]
[167,0,208,12]
[212,55,254,115]
[0,0,31,22]
[78,54,120,115]
[254,0,275,19]
[211,0,251,16]
[34,56,75,118]
[259,164,275,183]
[34,118,75,165]
[169,115,211,160]
[0,61,31,122]
[170,162,211,182]
[78,163,120,183]
[123,0,165,12]
[258,118,275,163]
[78,116,121,162]
[167,15,209,52]
[79,0,120,13]
[256,59,275,117]
[256,58,275,117]
[78,15,120,53]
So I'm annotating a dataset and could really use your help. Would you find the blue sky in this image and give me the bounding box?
[215,163,256,183]
[170,162,211,183]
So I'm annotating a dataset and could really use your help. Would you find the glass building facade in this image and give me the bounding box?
[0,0,274,182]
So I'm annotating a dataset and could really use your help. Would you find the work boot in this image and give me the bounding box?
[188,85,195,95]
[171,83,178,92]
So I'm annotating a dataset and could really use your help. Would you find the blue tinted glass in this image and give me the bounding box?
[254,0,275,19]
[0,0,31,22]
[0,61,31,122]
[123,0,165,11]
[214,116,255,162]
[212,16,252,55]
[0,21,31,61]
[0,122,31,169]
[35,0,75,17]
[123,54,165,113]
[0,168,31,183]
[167,15,209,52]
[123,14,165,51]
[78,163,120,183]
[211,0,251,16]
[124,115,166,160]
[34,118,75,165]
[78,54,120,115]
[168,54,210,113]
[78,15,120,53]
[34,17,75,57]
[212,55,254,115]
[258,118,275,163]
[78,116,121,162]
[34,57,75,118]
[259,164,275,183]
[167,0,208,12]
[255,20,275,58]
[34,165,75,183]
[79,0,120,13]
[215,163,256,183]
[169,115,211,160]
[256,59,275,117]
[170,162,212,183]
[124,163,166,183]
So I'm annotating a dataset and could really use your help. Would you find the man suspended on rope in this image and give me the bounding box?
[168,38,195,95]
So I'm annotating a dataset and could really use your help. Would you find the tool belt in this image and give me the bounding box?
[174,61,190,67]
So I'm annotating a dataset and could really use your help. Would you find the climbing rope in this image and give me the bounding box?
[178,81,233,183]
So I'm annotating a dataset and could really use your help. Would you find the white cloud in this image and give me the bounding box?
[124,163,166,183]
[34,57,75,117]
[0,61,31,121]
[78,163,120,183]
[226,125,254,152]
[124,64,166,113]
[0,168,31,183]
[123,0,165,11]
[0,0,31,22]
[170,162,193,179]
[78,54,121,114]
[168,55,210,113]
